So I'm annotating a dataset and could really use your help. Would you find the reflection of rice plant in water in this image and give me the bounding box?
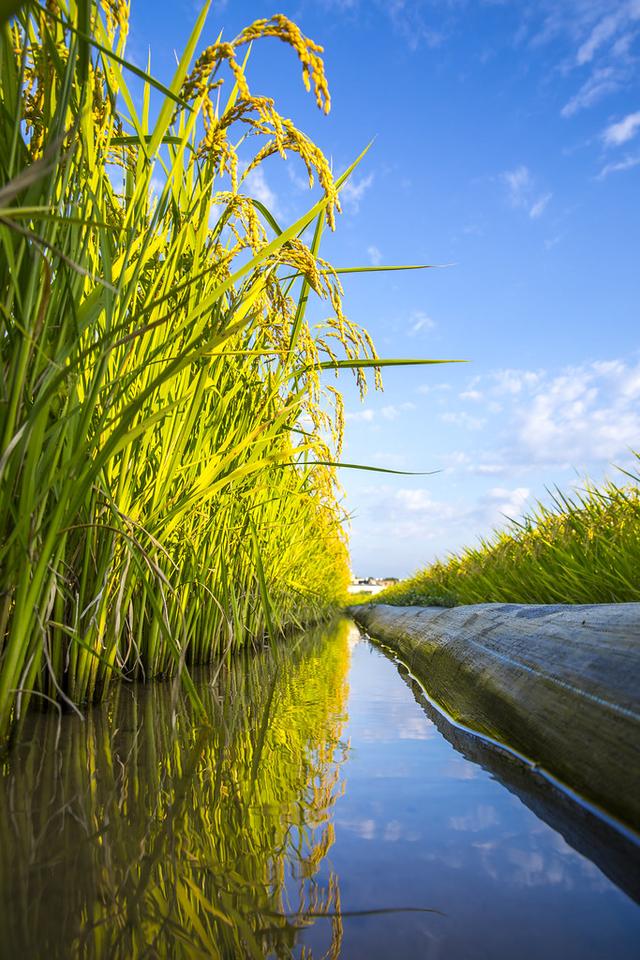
[0,1,389,743]
[378,460,640,606]
[0,619,353,958]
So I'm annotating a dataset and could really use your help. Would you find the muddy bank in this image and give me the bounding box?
[348,603,640,831]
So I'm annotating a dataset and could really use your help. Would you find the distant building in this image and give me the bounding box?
[347,576,399,594]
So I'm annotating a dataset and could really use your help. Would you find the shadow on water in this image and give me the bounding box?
[0,619,353,960]
[377,641,640,905]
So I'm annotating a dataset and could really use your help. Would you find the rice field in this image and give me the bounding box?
[377,460,640,607]
[0,0,444,744]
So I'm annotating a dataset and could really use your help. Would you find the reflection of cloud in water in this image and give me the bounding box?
[468,828,614,892]
[472,840,500,882]
[449,804,499,832]
[384,819,402,842]
[383,818,422,843]
[355,701,435,743]
[548,832,610,891]
[423,849,466,870]
[397,715,434,740]
[507,848,546,886]
[444,757,479,780]
[421,828,616,894]
[552,833,574,855]
[336,814,424,844]
[336,816,376,840]
[346,623,363,650]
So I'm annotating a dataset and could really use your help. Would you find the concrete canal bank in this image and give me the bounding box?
[348,602,640,832]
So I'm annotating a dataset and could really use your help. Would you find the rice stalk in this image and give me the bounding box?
[0,0,436,742]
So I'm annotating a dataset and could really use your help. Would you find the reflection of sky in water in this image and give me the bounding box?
[301,639,640,960]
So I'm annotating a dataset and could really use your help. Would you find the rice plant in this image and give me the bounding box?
[377,460,640,607]
[0,0,444,743]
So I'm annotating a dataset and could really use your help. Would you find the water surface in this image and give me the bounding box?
[0,618,638,958]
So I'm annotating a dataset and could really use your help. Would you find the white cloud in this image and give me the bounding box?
[351,481,536,569]
[409,310,436,335]
[501,166,552,219]
[349,353,640,571]
[461,359,640,469]
[516,361,640,465]
[340,172,375,212]
[597,153,640,177]
[611,30,636,57]
[441,450,507,477]
[506,2,640,130]
[208,202,225,230]
[416,383,451,407]
[381,402,415,420]
[319,0,442,50]
[602,110,640,146]
[474,463,508,475]
[485,486,531,521]
[371,450,407,469]
[441,411,487,431]
[396,488,444,514]
[577,10,627,65]
[350,363,640,576]
[346,408,375,423]
[431,360,640,478]
[492,369,541,395]
[441,450,471,469]
[553,3,640,124]
[417,383,451,396]
[385,0,444,51]
[528,1,640,63]
[561,66,621,117]
[529,192,553,219]
[502,165,533,205]
[346,402,415,424]
[367,244,383,266]
[242,168,281,217]
[287,164,311,193]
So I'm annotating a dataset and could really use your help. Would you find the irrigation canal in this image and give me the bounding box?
[1,618,638,958]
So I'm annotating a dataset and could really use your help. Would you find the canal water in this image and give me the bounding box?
[0,618,638,958]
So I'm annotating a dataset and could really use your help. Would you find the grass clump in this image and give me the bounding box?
[377,462,640,607]
[0,0,384,743]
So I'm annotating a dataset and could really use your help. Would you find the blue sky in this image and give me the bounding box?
[131,0,640,577]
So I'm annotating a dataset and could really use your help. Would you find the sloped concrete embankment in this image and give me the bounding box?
[348,603,640,832]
